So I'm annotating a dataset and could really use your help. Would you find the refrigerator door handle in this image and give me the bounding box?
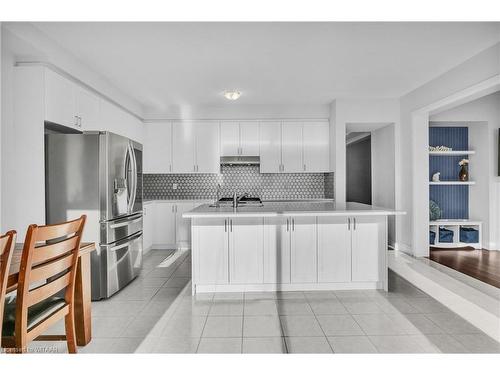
[105,231,142,251]
[127,143,138,214]
[109,216,142,229]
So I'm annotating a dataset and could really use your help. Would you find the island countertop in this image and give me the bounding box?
[183,201,405,218]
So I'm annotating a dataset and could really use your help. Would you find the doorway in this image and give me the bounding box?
[346,122,396,247]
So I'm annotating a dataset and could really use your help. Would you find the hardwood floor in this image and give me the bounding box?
[429,248,500,288]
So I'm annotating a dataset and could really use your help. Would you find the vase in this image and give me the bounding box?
[459,165,469,181]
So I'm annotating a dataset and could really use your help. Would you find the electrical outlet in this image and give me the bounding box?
[172,183,178,190]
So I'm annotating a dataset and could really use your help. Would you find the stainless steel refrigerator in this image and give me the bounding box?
[45,131,143,300]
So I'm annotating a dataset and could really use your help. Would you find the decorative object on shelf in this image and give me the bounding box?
[429,145,452,152]
[429,200,442,221]
[432,172,441,182]
[458,159,469,181]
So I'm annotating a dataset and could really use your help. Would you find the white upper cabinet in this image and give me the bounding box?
[220,121,240,156]
[45,69,79,129]
[259,121,282,173]
[75,86,100,131]
[144,122,172,173]
[239,121,260,156]
[195,121,220,173]
[172,121,196,173]
[45,69,100,131]
[220,121,259,156]
[281,122,303,173]
[259,120,330,174]
[303,121,330,172]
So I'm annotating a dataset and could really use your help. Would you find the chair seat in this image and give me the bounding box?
[2,296,67,337]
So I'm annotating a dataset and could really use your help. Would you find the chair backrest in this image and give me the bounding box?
[15,216,86,339]
[0,230,17,340]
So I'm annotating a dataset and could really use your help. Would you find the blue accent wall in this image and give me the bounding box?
[429,127,469,219]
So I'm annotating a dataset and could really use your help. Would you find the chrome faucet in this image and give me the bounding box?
[233,192,249,208]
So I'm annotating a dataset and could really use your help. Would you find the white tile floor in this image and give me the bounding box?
[28,249,500,354]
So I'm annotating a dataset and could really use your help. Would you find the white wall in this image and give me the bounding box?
[145,103,329,120]
[399,42,500,256]
[430,92,500,249]
[372,124,396,247]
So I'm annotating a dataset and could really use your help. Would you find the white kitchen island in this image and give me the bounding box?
[183,201,404,295]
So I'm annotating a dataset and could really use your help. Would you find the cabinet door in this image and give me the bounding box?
[194,218,229,285]
[259,121,282,173]
[144,122,172,173]
[263,217,291,284]
[351,216,383,282]
[172,121,196,173]
[45,69,78,129]
[317,216,350,282]
[153,202,176,247]
[240,121,260,156]
[143,203,155,251]
[303,121,330,172]
[175,202,194,248]
[195,121,220,173]
[290,216,317,283]
[282,122,303,173]
[229,217,264,284]
[76,87,100,131]
[220,121,240,156]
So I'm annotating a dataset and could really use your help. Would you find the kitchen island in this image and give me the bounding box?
[183,201,404,295]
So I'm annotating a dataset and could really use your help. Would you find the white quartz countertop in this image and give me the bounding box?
[183,201,405,218]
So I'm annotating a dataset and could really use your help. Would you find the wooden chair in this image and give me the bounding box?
[2,216,86,353]
[1,231,17,342]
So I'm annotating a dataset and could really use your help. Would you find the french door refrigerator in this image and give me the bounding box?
[45,131,143,300]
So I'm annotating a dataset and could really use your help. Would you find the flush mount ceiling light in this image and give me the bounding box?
[223,90,242,101]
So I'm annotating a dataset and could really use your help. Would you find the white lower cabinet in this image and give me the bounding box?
[143,203,155,252]
[263,217,291,284]
[290,216,317,283]
[192,215,386,293]
[351,216,383,282]
[194,218,229,285]
[153,202,177,248]
[317,217,351,282]
[229,217,264,284]
[175,202,194,248]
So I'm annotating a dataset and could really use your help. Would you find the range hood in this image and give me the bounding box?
[220,156,260,165]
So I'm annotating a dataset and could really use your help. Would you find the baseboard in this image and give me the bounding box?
[193,282,381,294]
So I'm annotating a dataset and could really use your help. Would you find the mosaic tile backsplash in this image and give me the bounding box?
[144,165,334,201]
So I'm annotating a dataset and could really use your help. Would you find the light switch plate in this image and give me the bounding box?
[172,183,178,190]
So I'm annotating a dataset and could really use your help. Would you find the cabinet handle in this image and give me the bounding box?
[230,219,233,232]
[292,218,295,231]
[348,218,351,230]
[78,116,82,127]
[353,217,356,230]
[74,115,78,127]
[303,164,306,171]
[224,219,227,232]
[169,164,172,172]
[286,218,289,232]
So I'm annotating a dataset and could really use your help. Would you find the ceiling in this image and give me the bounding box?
[31,22,500,117]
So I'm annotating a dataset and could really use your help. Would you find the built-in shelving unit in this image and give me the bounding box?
[428,126,482,249]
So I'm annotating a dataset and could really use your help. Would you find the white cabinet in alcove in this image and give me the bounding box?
[303,121,330,172]
[282,122,303,173]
